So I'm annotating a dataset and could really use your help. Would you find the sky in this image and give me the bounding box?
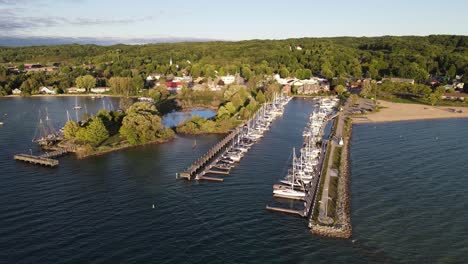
[0,0,467,40]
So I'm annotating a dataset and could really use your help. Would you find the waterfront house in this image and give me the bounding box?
[66,87,86,93]
[12,88,21,95]
[90,87,110,93]
[39,86,56,94]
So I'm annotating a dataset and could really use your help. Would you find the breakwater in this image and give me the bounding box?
[309,105,353,239]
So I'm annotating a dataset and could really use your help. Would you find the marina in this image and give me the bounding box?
[267,97,340,219]
[1,96,467,263]
[178,94,292,181]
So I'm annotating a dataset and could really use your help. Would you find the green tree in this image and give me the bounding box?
[447,65,456,79]
[334,84,346,96]
[131,75,144,93]
[279,67,289,78]
[349,94,359,106]
[256,90,266,104]
[63,121,80,139]
[427,93,440,106]
[225,102,237,115]
[75,75,96,91]
[217,106,230,120]
[119,102,164,145]
[75,117,109,146]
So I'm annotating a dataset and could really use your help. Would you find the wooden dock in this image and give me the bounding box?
[179,128,240,180]
[14,147,75,167]
[14,154,59,167]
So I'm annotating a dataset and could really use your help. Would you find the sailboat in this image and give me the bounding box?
[73,97,82,110]
[192,139,197,150]
[273,148,306,200]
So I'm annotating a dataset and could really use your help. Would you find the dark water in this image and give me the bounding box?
[0,97,467,263]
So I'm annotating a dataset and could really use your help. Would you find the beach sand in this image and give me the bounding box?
[353,100,468,123]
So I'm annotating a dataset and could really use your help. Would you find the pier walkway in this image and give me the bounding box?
[14,146,75,167]
[316,107,346,224]
[179,128,240,180]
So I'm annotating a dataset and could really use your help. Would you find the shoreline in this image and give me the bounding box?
[73,137,175,159]
[353,100,468,124]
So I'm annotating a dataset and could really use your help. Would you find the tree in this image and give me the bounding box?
[256,90,266,104]
[334,84,346,96]
[75,75,96,91]
[131,75,144,93]
[427,93,440,106]
[75,117,109,146]
[119,102,164,145]
[216,106,230,120]
[279,67,289,78]
[63,121,80,139]
[349,94,359,106]
[447,65,456,79]
[225,102,237,115]
[109,77,132,96]
[360,81,375,98]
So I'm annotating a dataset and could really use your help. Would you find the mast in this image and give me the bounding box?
[292,147,296,189]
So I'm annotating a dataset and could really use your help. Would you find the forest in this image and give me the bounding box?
[0,35,467,96]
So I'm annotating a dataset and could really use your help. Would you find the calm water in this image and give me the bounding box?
[0,97,467,263]
[162,108,216,128]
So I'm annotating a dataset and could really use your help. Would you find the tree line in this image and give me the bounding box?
[0,35,467,96]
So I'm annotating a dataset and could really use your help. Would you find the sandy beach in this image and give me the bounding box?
[353,100,468,123]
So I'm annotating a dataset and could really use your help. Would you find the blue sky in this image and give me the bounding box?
[0,0,467,40]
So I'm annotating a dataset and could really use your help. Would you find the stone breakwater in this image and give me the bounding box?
[311,119,352,239]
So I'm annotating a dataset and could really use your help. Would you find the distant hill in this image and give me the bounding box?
[0,36,215,47]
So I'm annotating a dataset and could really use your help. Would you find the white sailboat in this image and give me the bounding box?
[73,97,82,110]
[273,148,305,200]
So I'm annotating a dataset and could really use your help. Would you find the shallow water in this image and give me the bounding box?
[0,97,467,263]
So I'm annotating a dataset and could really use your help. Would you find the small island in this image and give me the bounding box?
[60,102,175,158]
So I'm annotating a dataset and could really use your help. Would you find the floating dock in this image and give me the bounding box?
[265,205,305,217]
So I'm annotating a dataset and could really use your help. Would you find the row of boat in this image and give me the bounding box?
[272,98,340,200]
[197,94,292,179]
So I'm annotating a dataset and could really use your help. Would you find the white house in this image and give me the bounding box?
[146,74,161,81]
[173,76,193,83]
[39,86,56,94]
[220,75,236,85]
[90,87,110,93]
[67,87,86,93]
[12,88,21,95]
